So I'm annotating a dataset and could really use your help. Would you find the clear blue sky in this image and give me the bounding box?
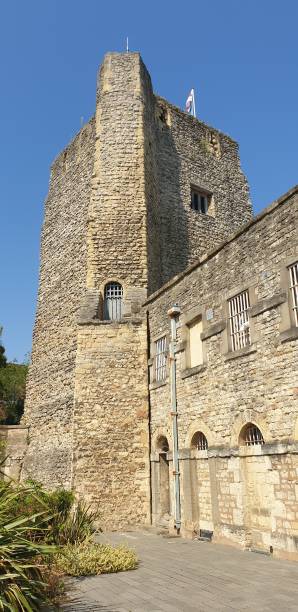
[1,0,297,362]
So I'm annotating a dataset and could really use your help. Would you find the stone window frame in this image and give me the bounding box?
[190,431,209,458]
[239,422,265,447]
[222,283,258,361]
[280,255,298,343]
[97,281,146,322]
[190,184,215,218]
[149,330,170,390]
[180,305,207,378]
[98,278,126,322]
[103,281,123,321]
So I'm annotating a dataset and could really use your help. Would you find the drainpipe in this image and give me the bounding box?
[168,304,181,533]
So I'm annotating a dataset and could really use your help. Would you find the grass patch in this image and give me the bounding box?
[54,540,138,577]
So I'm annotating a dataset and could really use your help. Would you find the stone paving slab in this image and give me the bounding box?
[63,531,298,611]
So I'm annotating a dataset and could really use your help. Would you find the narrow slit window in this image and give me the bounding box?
[289,261,298,326]
[228,290,251,351]
[104,282,123,321]
[155,336,167,382]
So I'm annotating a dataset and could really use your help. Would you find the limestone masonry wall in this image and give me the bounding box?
[22,119,95,487]
[72,54,153,526]
[21,51,297,557]
[69,52,254,528]
[153,96,252,284]
[146,188,298,559]
[86,54,150,293]
[73,320,150,529]
[0,426,28,482]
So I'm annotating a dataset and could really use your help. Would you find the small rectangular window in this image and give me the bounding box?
[104,282,123,321]
[228,290,251,351]
[155,336,167,382]
[289,261,298,326]
[188,318,203,368]
[191,188,209,214]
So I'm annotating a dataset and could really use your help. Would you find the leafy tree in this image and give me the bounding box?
[0,327,7,369]
[0,326,28,424]
[0,363,28,424]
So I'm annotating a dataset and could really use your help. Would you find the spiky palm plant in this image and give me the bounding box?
[56,501,100,546]
[0,483,54,611]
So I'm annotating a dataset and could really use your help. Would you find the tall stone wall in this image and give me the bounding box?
[146,187,298,559]
[23,51,254,520]
[70,52,252,526]
[84,53,253,298]
[0,426,28,482]
[72,319,150,529]
[152,96,252,284]
[22,119,95,487]
[71,53,154,526]
[86,53,151,293]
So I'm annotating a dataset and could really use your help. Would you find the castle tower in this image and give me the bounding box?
[23,52,252,528]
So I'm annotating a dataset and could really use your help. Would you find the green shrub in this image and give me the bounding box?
[6,480,92,545]
[42,562,65,607]
[56,501,100,545]
[1,477,100,544]
[0,483,55,611]
[54,540,138,577]
[7,477,71,509]
[14,479,74,519]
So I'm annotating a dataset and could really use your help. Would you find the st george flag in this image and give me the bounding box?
[185,89,195,115]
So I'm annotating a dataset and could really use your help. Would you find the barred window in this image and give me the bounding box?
[191,431,208,451]
[240,423,264,447]
[104,282,123,321]
[228,290,251,351]
[289,261,298,326]
[191,188,210,214]
[155,336,167,382]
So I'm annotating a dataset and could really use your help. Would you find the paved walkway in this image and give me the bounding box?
[63,530,297,611]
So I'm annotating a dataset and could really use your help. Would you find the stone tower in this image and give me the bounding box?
[23,52,252,528]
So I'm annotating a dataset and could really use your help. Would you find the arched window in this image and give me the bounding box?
[156,436,169,454]
[104,282,123,321]
[240,423,264,447]
[191,431,208,451]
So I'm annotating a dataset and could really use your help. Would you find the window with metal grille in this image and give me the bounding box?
[228,290,251,351]
[191,188,209,214]
[240,423,264,446]
[155,336,167,382]
[191,431,208,451]
[289,261,298,326]
[104,282,123,321]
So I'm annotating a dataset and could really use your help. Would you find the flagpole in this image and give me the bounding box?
[192,89,196,118]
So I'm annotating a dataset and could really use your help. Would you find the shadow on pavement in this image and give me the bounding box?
[62,601,120,612]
